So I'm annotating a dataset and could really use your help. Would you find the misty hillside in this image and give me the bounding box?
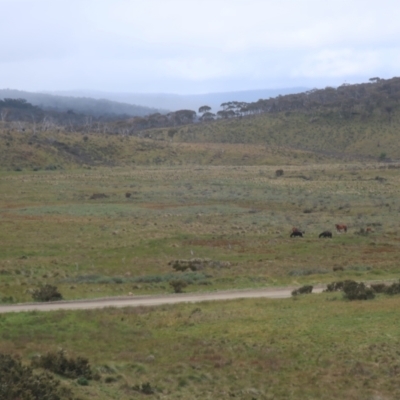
[2,76,400,169]
[0,89,164,117]
[51,87,309,112]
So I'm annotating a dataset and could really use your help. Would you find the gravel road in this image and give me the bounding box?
[0,287,325,314]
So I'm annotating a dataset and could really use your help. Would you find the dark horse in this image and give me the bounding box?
[290,230,304,238]
[319,230,332,238]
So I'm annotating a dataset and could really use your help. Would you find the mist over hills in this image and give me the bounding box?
[0,87,310,118]
[50,87,310,112]
[0,89,164,117]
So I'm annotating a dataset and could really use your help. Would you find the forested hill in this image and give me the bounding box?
[0,89,164,117]
[103,76,400,134]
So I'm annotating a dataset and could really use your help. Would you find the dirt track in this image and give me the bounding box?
[0,287,325,314]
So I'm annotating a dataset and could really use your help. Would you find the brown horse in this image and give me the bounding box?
[335,224,347,233]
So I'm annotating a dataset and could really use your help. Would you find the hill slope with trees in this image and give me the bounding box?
[1,77,400,168]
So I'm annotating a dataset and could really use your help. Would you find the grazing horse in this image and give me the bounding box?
[319,230,332,238]
[335,224,347,233]
[290,230,304,238]
[333,266,344,272]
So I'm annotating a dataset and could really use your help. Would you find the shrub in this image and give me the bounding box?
[378,152,387,161]
[32,284,63,302]
[370,283,388,293]
[324,280,356,292]
[169,279,188,293]
[1,296,15,303]
[343,281,375,301]
[76,376,89,386]
[292,285,313,296]
[0,353,75,400]
[32,350,92,380]
[385,282,400,295]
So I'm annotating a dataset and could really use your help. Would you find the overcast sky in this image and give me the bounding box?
[1,0,399,94]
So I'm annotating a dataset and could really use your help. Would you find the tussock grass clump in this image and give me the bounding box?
[132,382,156,394]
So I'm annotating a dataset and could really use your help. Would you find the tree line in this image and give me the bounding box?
[1,77,400,134]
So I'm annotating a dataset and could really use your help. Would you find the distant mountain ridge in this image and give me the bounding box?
[0,87,311,117]
[50,88,310,112]
[0,89,164,117]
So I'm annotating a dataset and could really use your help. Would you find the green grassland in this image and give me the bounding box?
[2,294,400,399]
[1,162,400,302]
[2,109,400,399]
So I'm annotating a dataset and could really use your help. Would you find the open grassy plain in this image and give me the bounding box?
[2,113,400,398]
[1,160,400,302]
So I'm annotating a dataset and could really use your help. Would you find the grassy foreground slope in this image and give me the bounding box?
[1,294,400,399]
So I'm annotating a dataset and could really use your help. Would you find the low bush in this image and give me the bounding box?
[288,268,328,277]
[385,282,400,295]
[32,350,93,380]
[0,353,75,400]
[342,281,375,301]
[169,258,231,272]
[64,272,209,285]
[370,283,388,293]
[324,280,356,292]
[32,284,63,302]
[292,285,313,296]
[169,280,188,293]
[76,376,89,386]
[0,295,15,303]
